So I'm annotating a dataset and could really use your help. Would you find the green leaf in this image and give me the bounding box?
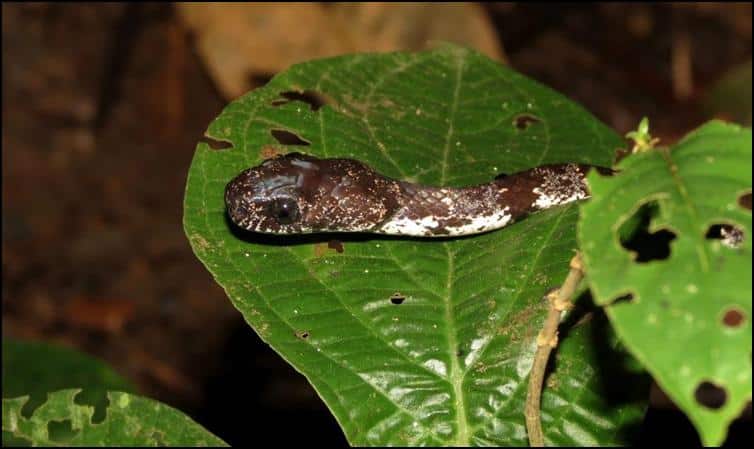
[625,117,658,153]
[2,339,136,418]
[2,340,135,396]
[2,389,227,446]
[578,121,752,446]
[184,44,642,445]
[539,308,649,447]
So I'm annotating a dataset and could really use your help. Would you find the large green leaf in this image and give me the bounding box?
[578,121,752,446]
[184,44,643,445]
[2,389,227,446]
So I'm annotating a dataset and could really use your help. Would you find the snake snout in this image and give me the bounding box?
[229,198,248,222]
[225,175,254,227]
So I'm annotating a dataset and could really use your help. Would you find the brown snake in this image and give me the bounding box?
[225,152,600,237]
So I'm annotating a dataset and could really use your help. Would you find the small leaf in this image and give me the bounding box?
[2,339,136,432]
[579,120,752,446]
[2,389,227,446]
[625,117,658,153]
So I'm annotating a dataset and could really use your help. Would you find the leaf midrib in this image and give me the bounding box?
[438,50,471,446]
[443,246,471,446]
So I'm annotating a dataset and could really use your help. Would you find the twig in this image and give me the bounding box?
[525,253,585,447]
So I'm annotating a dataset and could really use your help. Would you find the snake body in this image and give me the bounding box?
[225,152,594,237]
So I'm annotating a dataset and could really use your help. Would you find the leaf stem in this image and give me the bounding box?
[525,253,584,447]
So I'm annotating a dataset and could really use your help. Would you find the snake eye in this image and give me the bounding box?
[268,197,300,225]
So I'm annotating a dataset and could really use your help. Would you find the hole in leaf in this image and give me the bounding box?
[705,224,728,239]
[20,393,47,419]
[738,191,752,210]
[270,129,310,146]
[612,293,635,305]
[73,389,109,424]
[694,381,727,409]
[390,293,406,305]
[199,136,233,150]
[706,223,745,248]
[619,202,677,262]
[295,330,310,340]
[271,90,329,111]
[48,419,78,443]
[328,240,344,253]
[150,430,167,446]
[722,307,746,327]
[513,113,541,130]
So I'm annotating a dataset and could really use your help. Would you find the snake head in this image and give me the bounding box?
[224,153,315,234]
[225,152,401,234]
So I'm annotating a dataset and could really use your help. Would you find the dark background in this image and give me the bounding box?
[2,3,751,446]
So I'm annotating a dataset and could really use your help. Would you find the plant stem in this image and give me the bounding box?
[525,253,584,447]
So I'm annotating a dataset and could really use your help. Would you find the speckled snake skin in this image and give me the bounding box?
[225,152,594,237]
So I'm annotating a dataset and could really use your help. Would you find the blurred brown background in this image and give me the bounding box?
[2,3,751,446]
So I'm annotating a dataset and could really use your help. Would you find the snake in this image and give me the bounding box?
[225,152,602,237]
